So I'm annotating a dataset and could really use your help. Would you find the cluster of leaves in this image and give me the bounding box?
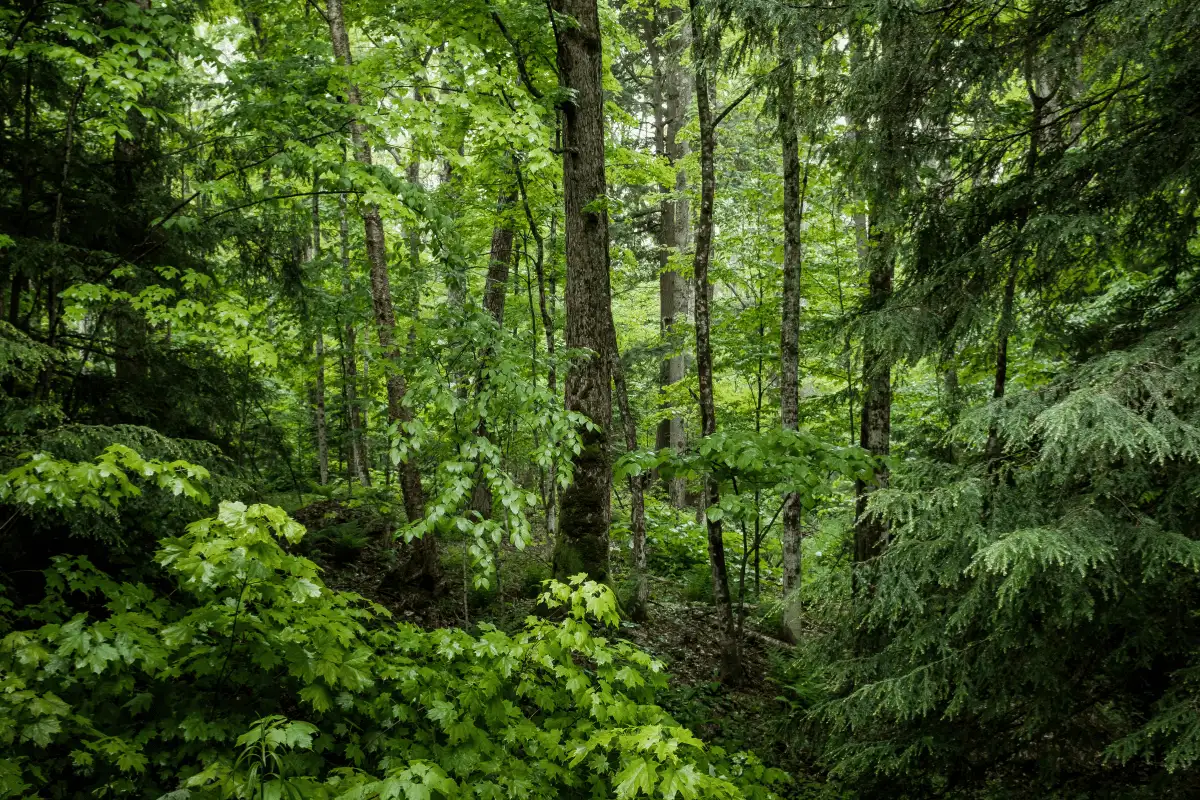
[619,430,874,526]
[0,443,209,513]
[0,449,784,799]
[0,321,62,435]
[393,305,588,586]
[61,267,280,370]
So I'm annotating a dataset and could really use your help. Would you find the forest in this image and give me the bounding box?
[2,0,1199,797]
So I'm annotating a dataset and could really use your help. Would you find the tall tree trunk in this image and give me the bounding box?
[851,18,901,566]
[312,186,330,486]
[984,266,1017,464]
[646,8,690,508]
[314,335,330,485]
[483,194,517,325]
[549,0,614,582]
[547,212,560,540]
[326,0,436,587]
[777,56,807,640]
[38,75,86,400]
[470,189,517,520]
[853,226,893,563]
[112,43,150,387]
[405,153,423,319]
[690,0,742,684]
[10,57,33,332]
[338,192,370,486]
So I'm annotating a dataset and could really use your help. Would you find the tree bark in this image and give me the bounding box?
[986,58,1044,466]
[326,0,436,586]
[690,0,742,684]
[38,75,86,400]
[314,335,330,486]
[777,56,807,640]
[853,227,893,564]
[521,165,560,540]
[851,19,900,566]
[312,187,330,486]
[646,7,690,508]
[338,191,370,486]
[984,266,1017,464]
[549,0,614,582]
[483,193,517,326]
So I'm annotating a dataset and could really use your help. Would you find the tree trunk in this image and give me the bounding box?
[549,0,614,582]
[853,227,893,563]
[326,0,436,587]
[338,191,370,486]
[38,75,86,400]
[112,35,150,387]
[986,60,1044,466]
[312,187,330,486]
[483,195,517,325]
[777,56,808,641]
[646,7,690,508]
[690,0,742,684]
[851,18,900,566]
[314,336,330,485]
[547,213,560,541]
[984,266,1018,464]
[522,168,560,540]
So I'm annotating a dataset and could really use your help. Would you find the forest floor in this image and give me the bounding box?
[290,496,812,778]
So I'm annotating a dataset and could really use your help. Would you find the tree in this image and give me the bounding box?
[850,15,903,566]
[777,51,808,638]
[310,188,330,487]
[470,188,518,521]
[646,5,691,508]
[325,0,436,586]
[549,0,615,582]
[689,0,743,685]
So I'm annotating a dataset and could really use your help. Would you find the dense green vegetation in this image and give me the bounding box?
[2,0,1199,797]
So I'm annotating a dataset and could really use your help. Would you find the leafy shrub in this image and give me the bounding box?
[644,502,710,579]
[0,425,246,564]
[0,450,785,799]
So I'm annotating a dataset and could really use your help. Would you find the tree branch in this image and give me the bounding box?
[200,190,361,224]
[491,10,544,99]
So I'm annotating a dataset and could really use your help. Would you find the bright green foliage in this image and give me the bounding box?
[0,461,783,799]
[619,430,874,527]
[62,268,279,370]
[394,308,587,586]
[0,444,210,513]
